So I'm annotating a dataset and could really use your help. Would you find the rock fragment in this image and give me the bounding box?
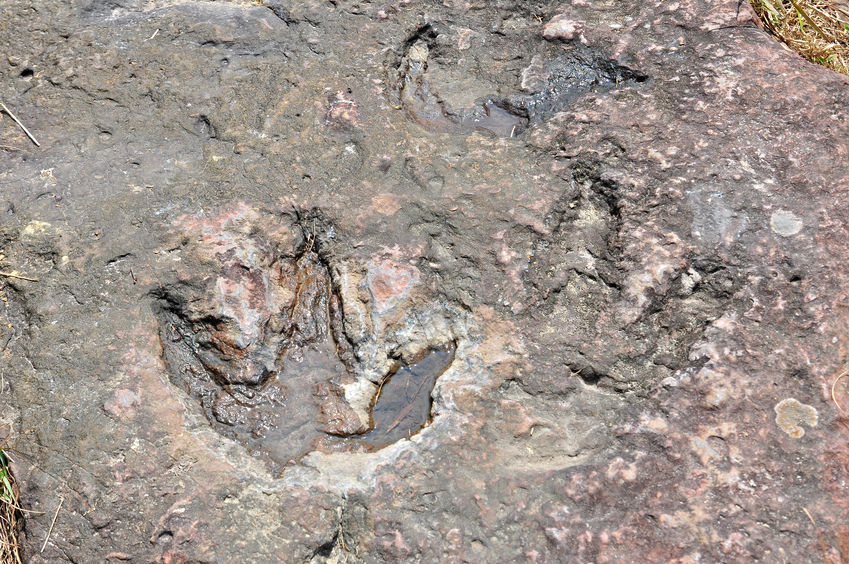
[542,15,583,41]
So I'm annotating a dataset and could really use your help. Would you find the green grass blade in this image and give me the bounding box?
[759,0,782,20]
[788,0,830,39]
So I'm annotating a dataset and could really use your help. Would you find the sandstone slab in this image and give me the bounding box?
[0,0,848,562]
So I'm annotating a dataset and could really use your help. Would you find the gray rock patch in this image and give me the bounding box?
[770,210,804,237]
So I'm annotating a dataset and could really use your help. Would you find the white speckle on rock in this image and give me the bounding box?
[660,376,679,388]
[770,210,803,237]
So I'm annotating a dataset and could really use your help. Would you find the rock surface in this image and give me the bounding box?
[1,0,848,562]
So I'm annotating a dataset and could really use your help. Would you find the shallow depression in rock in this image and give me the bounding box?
[153,210,461,470]
[152,214,366,471]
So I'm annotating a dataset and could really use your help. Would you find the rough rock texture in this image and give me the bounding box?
[1,0,848,562]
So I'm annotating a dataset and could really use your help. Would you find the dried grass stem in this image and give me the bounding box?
[751,0,849,74]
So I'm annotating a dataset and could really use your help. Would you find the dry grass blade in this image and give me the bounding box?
[751,0,849,75]
[802,507,831,564]
[0,272,38,283]
[0,101,39,148]
[0,447,22,564]
[40,495,63,554]
[832,368,848,415]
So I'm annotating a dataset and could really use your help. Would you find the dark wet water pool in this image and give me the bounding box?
[358,346,455,449]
